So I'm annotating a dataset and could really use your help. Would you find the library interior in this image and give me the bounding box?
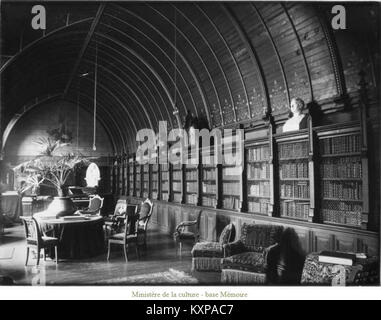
[0,2,380,286]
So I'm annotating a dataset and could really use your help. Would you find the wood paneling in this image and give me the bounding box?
[142,199,379,257]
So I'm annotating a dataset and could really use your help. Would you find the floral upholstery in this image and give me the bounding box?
[191,223,236,272]
[222,252,266,274]
[301,253,380,286]
[221,223,284,284]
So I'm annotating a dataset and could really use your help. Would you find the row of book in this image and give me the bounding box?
[173,182,182,192]
[323,209,362,227]
[173,171,182,181]
[161,182,169,192]
[320,135,361,155]
[281,200,310,220]
[247,163,270,180]
[248,199,270,215]
[280,162,308,179]
[161,172,169,181]
[322,200,362,212]
[249,182,270,198]
[202,183,217,194]
[223,196,241,210]
[202,196,217,208]
[162,192,169,201]
[322,181,362,200]
[186,170,198,180]
[247,146,270,162]
[173,193,182,203]
[161,164,170,171]
[203,169,216,181]
[151,181,159,191]
[278,142,308,159]
[152,191,158,200]
[320,158,362,179]
[186,194,198,205]
[280,182,310,199]
[223,167,242,180]
[186,182,198,193]
[223,182,241,196]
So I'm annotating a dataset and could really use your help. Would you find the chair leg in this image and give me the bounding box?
[179,242,182,259]
[107,242,111,261]
[44,249,46,262]
[124,244,128,263]
[25,247,30,267]
[55,246,58,265]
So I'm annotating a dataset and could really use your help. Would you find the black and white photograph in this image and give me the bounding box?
[0,0,380,298]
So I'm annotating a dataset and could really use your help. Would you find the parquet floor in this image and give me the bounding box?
[0,225,221,286]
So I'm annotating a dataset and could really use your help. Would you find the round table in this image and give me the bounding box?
[39,216,105,260]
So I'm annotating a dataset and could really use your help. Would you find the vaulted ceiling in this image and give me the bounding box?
[1,2,379,154]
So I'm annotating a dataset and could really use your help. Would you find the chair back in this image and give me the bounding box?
[88,195,104,215]
[138,199,153,232]
[219,223,236,245]
[21,217,42,246]
[240,224,283,253]
[113,199,127,216]
[123,212,140,239]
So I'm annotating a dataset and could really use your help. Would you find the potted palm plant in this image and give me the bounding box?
[14,137,90,218]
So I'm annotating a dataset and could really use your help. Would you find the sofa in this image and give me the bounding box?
[191,223,236,272]
[221,223,284,284]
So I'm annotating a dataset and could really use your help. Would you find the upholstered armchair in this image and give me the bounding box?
[221,223,284,284]
[191,223,236,272]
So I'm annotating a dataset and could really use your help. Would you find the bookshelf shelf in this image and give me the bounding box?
[277,139,310,222]
[319,131,365,228]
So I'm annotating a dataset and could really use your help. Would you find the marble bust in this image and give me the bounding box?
[283,98,308,133]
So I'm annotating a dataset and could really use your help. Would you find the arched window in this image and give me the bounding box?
[85,163,101,187]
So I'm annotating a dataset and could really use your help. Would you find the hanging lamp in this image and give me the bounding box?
[93,41,98,151]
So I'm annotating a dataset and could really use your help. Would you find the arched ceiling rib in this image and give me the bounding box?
[1,2,379,154]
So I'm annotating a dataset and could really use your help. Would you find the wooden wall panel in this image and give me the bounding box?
[143,198,379,257]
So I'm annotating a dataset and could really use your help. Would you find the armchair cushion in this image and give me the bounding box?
[240,224,283,253]
[175,231,197,241]
[223,240,246,257]
[139,203,151,219]
[192,242,224,258]
[222,252,267,274]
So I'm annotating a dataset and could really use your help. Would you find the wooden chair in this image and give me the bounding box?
[173,210,202,258]
[21,217,59,266]
[107,212,140,263]
[137,199,154,249]
[78,195,104,215]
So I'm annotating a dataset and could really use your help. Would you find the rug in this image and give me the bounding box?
[93,269,199,285]
[0,248,15,260]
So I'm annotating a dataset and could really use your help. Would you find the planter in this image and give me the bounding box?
[47,197,76,218]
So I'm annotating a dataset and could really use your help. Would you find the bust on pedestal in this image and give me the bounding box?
[283,98,308,133]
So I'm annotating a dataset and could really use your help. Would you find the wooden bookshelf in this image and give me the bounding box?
[135,163,142,198]
[246,142,271,216]
[185,163,199,206]
[128,157,135,197]
[201,150,218,208]
[142,164,150,199]
[161,163,170,202]
[221,147,242,211]
[172,163,183,204]
[317,125,367,229]
[151,163,159,200]
[276,134,311,222]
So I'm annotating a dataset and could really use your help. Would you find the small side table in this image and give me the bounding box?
[301,252,379,286]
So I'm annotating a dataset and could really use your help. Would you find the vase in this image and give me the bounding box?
[47,197,76,218]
